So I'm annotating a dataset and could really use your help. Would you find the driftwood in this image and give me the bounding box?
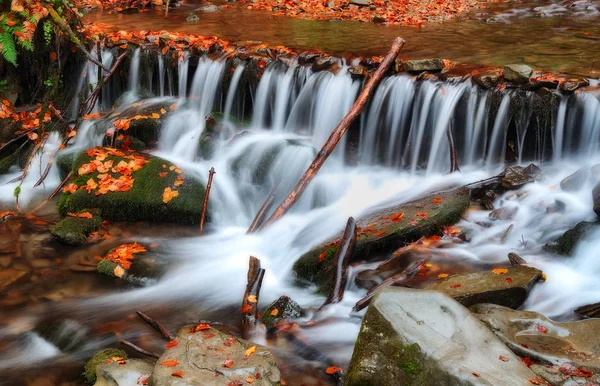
[241,256,265,339]
[353,259,424,312]
[508,252,526,266]
[119,339,160,359]
[318,217,357,310]
[260,37,405,229]
[247,183,280,233]
[447,120,460,173]
[199,167,215,233]
[136,310,174,341]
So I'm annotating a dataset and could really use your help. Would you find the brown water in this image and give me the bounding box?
[85,0,600,76]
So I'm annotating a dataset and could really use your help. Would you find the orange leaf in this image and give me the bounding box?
[223,359,234,368]
[159,172,168,177]
[161,359,179,367]
[437,273,448,279]
[68,130,77,138]
[432,197,443,204]
[492,268,508,275]
[151,113,160,119]
[270,308,279,316]
[171,371,184,378]
[67,211,93,219]
[241,304,252,313]
[318,251,327,262]
[245,346,256,358]
[160,108,167,114]
[137,374,150,385]
[247,295,257,303]
[246,376,254,383]
[163,187,179,203]
[165,340,179,349]
[27,132,38,141]
[326,366,342,374]
[535,325,548,334]
[63,183,78,194]
[499,355,509,362]
[191,324,210,333]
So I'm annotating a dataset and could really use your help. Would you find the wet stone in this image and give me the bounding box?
[94,358,154,386]
[503,64,533,84]
[401,58,444,73]
[560,167,590,192]
[501,166,535,190]
[543,221,596,256]
[593,181,600,217]
[424,265,543,309]
[472,69,502,89]
[261,295,305,329]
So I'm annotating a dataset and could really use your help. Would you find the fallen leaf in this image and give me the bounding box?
[245,346,256,358]
[499,355,509,362]
[492,268,508,275]
[247,295,257,303]
[438,273,448,279]
[246,376,254,383]
[318,251,327,262]
[535,325,548,334]
[432,197,443,204]
[504,277,513,284]
[137,374,150,385]
[63,183,78,194]
[171,371,184,378]
[161,359,179,367]
[471,372,480,377]
[163,187,179,203]
[191,324,210,333]
[326,366,342,374]
[67,211,93,219]
[270,309,279,316]
[241,304,252,313]
[223,359,234,368]
[449,284,462,289]
[166,340,179,349]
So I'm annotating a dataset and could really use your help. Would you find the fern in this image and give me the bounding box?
[0,32,17,66]
[17,39,34,51]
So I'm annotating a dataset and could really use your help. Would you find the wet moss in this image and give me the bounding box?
[261,296,305,329]
[56,152,78,179]
[97,258,119,277]
[84,348,127,383]
[58,149,206,224]
[0,152,18,174]
[543,221,595,256]
[50,209,102,245]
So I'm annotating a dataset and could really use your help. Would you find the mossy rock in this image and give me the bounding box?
[50,209,102,245]
[230,142,283,184]
[84,348,128,383]
[543,221,596,256]
[261,296,305,329]
[56,151,78,179]
[57,148,206,224]
[293,187,470,293]
[0,152,18,174]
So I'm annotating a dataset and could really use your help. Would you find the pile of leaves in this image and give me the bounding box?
[0,99,63,143]
[239,0,480,27]
[97,241,147,269]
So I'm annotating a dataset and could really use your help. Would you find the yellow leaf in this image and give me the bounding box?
[151,113,160,119]
[270,308,279,316]
[245,345,256,358]
[492,268,508,275]
[437,273,448,279]
[247,295,257,303]
[113,264,125,278]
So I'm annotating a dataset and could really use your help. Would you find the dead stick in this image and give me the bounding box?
[136,310,174,341]
[353,259,424,312]
[247,183,280,233]
[318,217,357,310]
[83,51,128,115]
[260,37,405,229]
[199,167,215,233]
[28,171,73,215]
[118,339,160,359]
[447,120,460,173]
[241,256,265,340]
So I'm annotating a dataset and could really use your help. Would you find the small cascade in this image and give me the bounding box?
[127,47,141,99]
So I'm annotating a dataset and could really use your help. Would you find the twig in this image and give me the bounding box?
[28,171,73,215]
[318,217,357,310]
[247,183,280,233]
[136,310,174,341]
[447,120,460,173]
[199,167,215,233]
[118,339,160,359]
[241,256,265,339]
[82,51,128,115]
[260,37,405,229]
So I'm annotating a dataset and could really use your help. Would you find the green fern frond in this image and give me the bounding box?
[0,32,17,66]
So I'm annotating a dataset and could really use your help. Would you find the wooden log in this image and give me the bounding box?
[241,256,265,339]
[318,217,357,310]
[136,310,174,341]
[260,37,405,229]
[247,183,280,233]
[199,167,215,233]
[352,259,424,312]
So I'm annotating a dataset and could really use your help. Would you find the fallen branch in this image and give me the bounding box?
[119,339,160,359]
[199,167,215,233]
[318,217,357,310]
[247,183,280,233]
[353,259,424,312]
[447,120,460,173]
[82,51,128,115]
[28,171,73,215]
[15,137,45,212]
[508,252,526,266]
[260,37,405,229]
[136,310,174,341]
[241,256,265,340]
[47,8,110,73]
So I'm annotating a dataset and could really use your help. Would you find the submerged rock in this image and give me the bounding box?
[473,303,600,374]
[560,167,590,192]
[293,187,470,292]
[94,358,154,386]
[593,181,600,217]
[151,325,281,385]
[58,147,206,224]
[501,166,535,190]
[425,265,543,309]
[261,296,305,329]
[503,64,533,84]
[543,221,596,256]
[346,288,538,386]
[50,209,102,245]
[401,58,444,73]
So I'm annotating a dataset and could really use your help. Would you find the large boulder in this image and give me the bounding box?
[560,167,590,192]
[425,265,544,309]
[151,325,281,385]
[57,147,206,224]
[543,221,596,256]
[346,288,539,385]
[473,304,600,375]
[293,187,470,292]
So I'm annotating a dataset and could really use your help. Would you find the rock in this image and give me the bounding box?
[186,12,199,22]
[401,59,444,73]
[350,0,369,5]
[543,221,595,256]
[593,181,600,217]
[559,77,589,92]
[0,269,28,293]
[293,187,470,292]
[50,210,103,246]
[472,70,502,89]
[36,319,89,353]
[261,296,305,329]
[313,56,335,72]
[373,15,386,23]
[503,64,533,84]
[57,148,206,224]
[424,265,543,309]
[56,151,78,179]
[94,358,154,386]
[560,167,590,192]
[85,348,128,383]
[489,206,518,220]
[472,303,600,374]
[151,325,281,385]
[501,166,535,190]
[346,287,538,386]
[523,163,543,180]
[195,4,219,12]
[97,249,160,286]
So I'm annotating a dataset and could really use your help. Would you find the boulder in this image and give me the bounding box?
[261,296,305,329]
[543,221,596,256]
[94,358,154,386]
[293,187,470,292]
[473,304,600,374]
[560,167,590,192]
[424,265,543,309]
[472,70,502,89]
[402,59,444,73]
[503,64,533,84]
[57,147,206,224]
[85,348,128,383]
[151,325,281,385]
[346,288,539,386]
[50,209,102,246]
[593,181,600,217]
[500,166,535,190]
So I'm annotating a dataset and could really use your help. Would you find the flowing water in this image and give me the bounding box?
[3,10,600,384]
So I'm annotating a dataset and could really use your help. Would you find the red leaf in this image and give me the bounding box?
[223,359,234,368]
[171,371,184,378]
[319,251,327,262]
[161,359,179,367]
[471,372,480,377]
[499,355,509,362]
[165,340,178,349]
[326,366,342,374]
[535,325,548,334]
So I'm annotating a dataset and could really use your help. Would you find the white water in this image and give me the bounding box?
[3,54,600,375]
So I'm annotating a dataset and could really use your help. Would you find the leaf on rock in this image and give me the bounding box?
[160,359,179,367]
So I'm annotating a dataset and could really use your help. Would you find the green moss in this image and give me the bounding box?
[294,187,471,291]
[543,221,595,256]
[84,348,127,383]
[58,148,206,224]
[97,258,118,277]
[261,296,305,329]
[50,209,102,245]
[56,151,77,179]
[0,152,18,174]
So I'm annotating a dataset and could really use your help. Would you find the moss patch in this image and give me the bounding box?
[84,348,127,383]
[50,209,102,245]
[543,221,595,256]
[57,148,206,224]
[261,296,305,329]
[293,187,470,292]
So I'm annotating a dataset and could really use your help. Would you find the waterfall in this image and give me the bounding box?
[127,47,141,98]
